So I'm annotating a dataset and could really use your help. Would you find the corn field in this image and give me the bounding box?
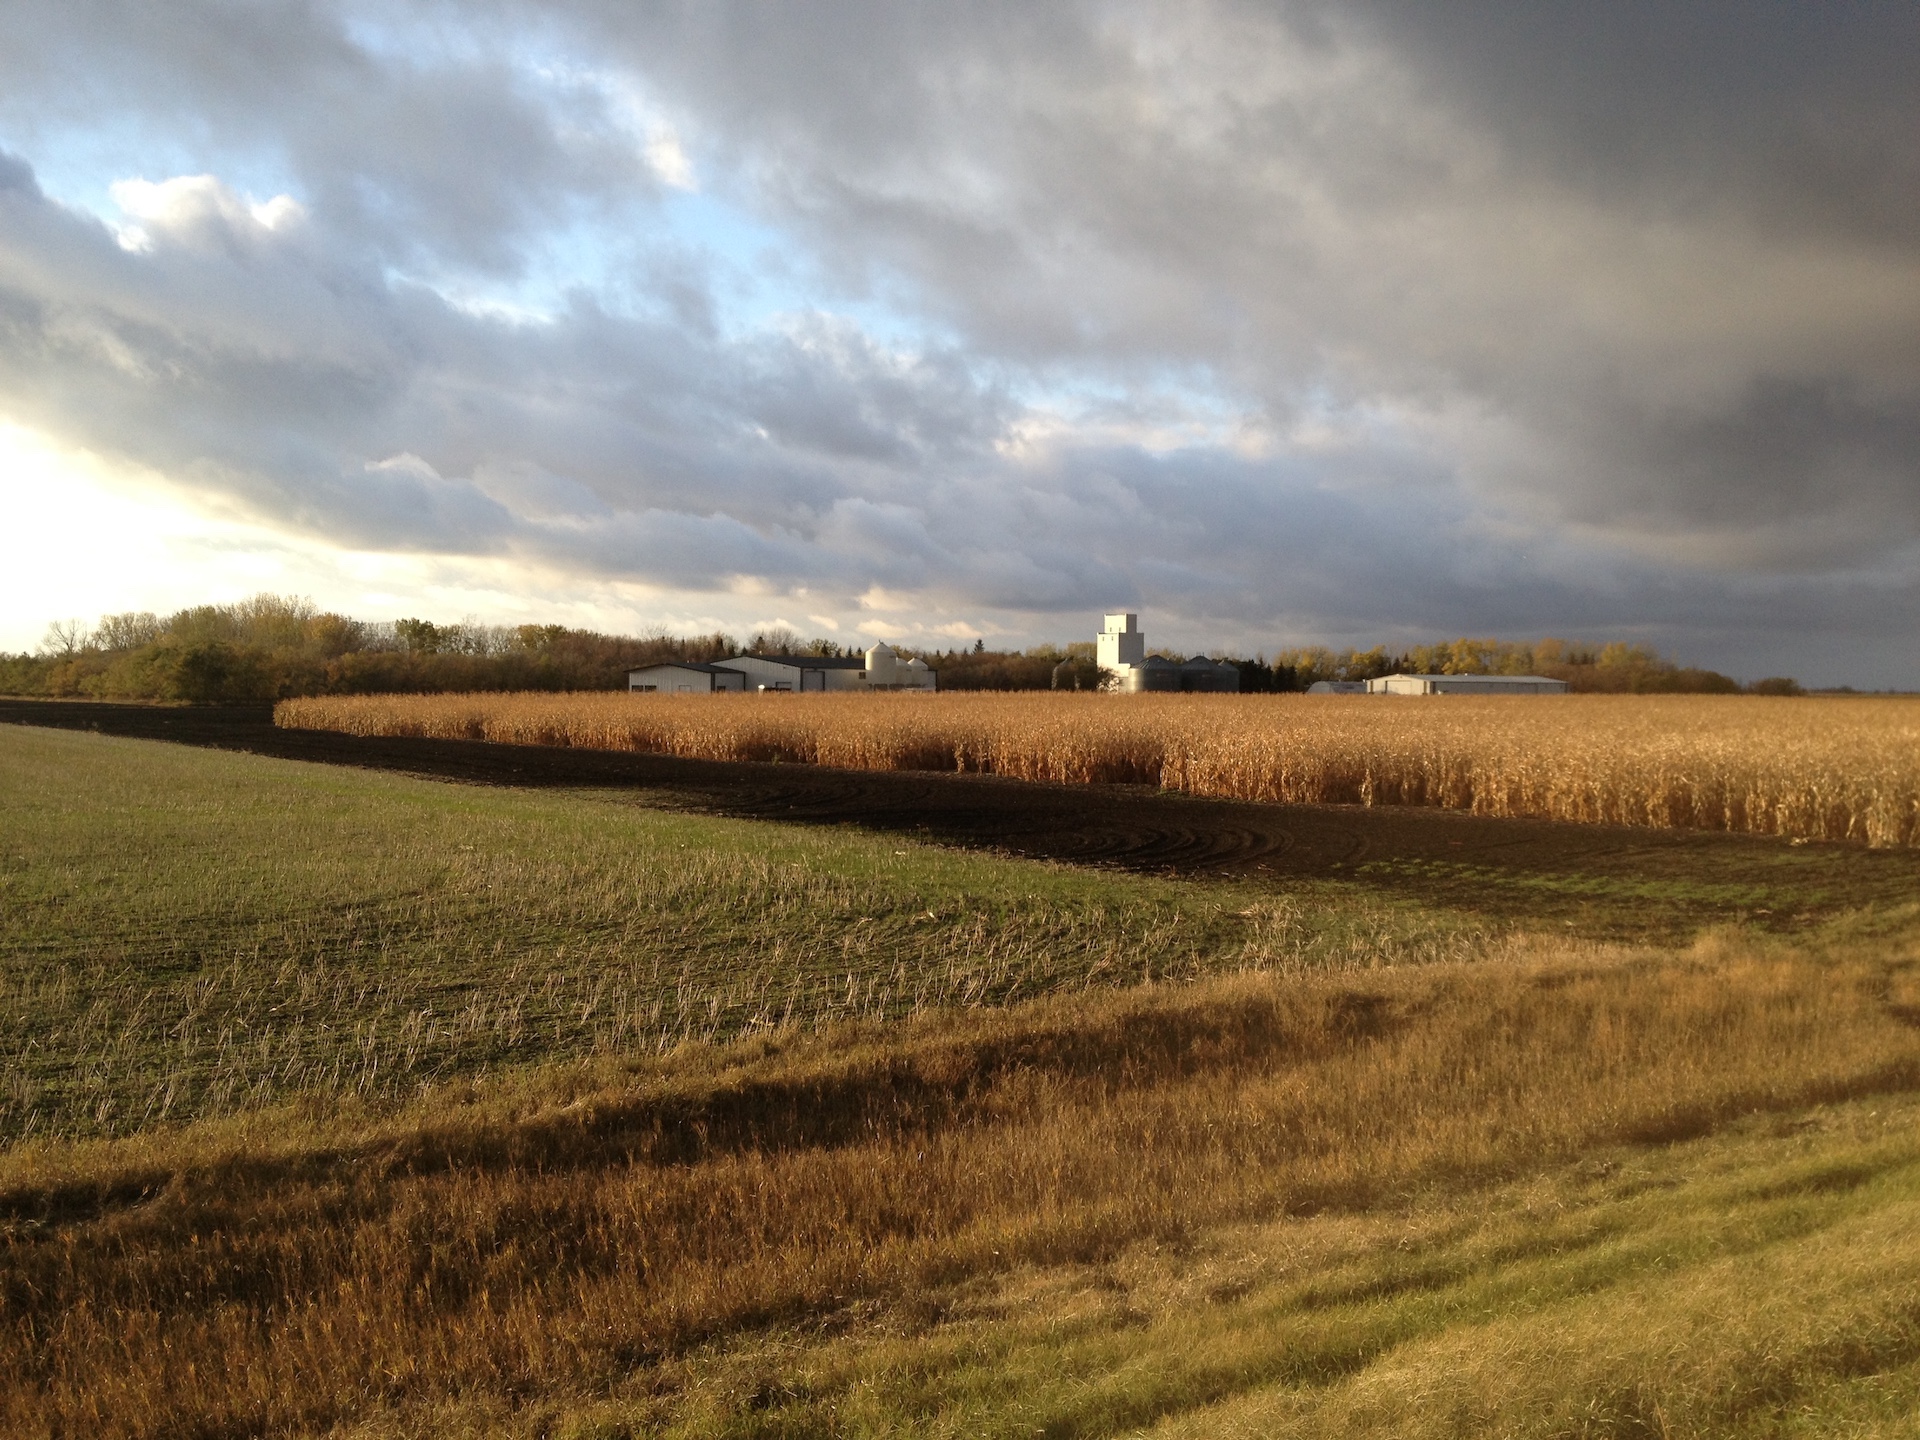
[277,691,1920,847]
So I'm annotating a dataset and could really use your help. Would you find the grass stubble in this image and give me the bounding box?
[0,727,1494,1145]
[3,725,1920,1436]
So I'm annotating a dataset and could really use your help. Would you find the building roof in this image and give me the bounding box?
[627,660,741,675]
[1387,673,1563,684]
[730,653,869,669]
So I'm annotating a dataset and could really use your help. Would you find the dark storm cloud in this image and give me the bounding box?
[571,0,1920,563]
[1356,0,1920,244]
[0,2,1917,681]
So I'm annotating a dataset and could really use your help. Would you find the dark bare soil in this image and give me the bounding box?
[6,698,1915,939]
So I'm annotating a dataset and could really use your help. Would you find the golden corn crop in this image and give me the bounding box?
[275,691,1920,846]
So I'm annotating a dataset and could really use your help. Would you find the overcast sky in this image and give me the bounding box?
[2,1,1917,683]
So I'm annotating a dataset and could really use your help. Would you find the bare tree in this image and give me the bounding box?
[749,626,800,655]
[40,618,90,658]
[93,612,163,652]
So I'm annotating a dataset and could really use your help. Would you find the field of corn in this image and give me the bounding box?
[281,690,1920,847]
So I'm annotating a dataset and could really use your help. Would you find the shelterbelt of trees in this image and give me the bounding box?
[2,594,1790,703]
[3,597,736,703]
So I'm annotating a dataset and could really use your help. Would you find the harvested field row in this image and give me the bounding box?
[278,691,1920,847]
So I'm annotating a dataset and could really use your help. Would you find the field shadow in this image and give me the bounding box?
[5,699,1916,940]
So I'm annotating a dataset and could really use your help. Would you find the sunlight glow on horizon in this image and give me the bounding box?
[0,422,711,649]
[0,422,985,652]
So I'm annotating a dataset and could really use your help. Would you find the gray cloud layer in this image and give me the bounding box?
[1,1,1917,680]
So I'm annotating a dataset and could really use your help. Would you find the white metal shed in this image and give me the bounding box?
[1366,674,1570,695]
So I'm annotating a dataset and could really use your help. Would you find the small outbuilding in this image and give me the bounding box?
[1366,673,1570,695]
[1305,680,1370,695]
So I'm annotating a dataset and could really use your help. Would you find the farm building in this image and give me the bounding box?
[1097,612,1240,693]
[1366,673,1570,695]
[714,653,870,692]
[858,643,938,691]
[626,661,749,693]
[1152,655,1242,692]
[627,642,935,694]
[1097,612,1148,679]
[1305,681,1370,694]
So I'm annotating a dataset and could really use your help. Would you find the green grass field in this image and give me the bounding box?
[1,726,1504,1142]
[4,722,1919,1438]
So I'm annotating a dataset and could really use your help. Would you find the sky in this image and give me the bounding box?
[1,1,1917,684]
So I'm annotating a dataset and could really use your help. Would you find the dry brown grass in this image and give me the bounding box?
[5,930,1919,1437]
[280,690,1920,846]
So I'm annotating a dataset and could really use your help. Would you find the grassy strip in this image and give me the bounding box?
[3,929,1918,1436]
[643,1098,1920,1439]
[0,726,1495,1141]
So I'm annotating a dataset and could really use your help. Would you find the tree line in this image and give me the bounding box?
[935,636,1782,694]
[2,597,1798,702]
[1256,638,1779,694]
[2,597,735,703]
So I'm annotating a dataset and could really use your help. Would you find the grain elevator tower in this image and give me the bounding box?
[1098,612,1147,692]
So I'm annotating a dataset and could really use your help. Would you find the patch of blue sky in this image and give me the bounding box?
[330,22,944,347]
[335,0,509,71]
[802,289,970,362]
[387,202,635,326]
[657,188,809,327]
[0,118,302,230]
[376,186,777,327]
[649,187,967,358]
[395,177,967,366]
